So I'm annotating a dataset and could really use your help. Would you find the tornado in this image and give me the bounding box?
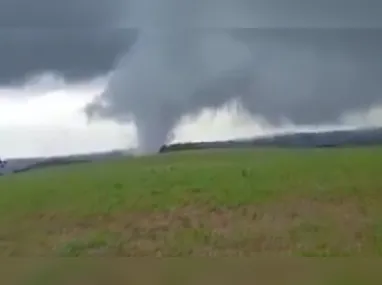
[86,0,382,153]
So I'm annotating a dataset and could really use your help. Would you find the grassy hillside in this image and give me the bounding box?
[0,147,381,256]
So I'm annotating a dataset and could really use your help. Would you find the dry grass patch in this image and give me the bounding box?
[0,196,378,256]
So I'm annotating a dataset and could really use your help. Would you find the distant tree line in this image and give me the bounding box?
[159,127,382,153]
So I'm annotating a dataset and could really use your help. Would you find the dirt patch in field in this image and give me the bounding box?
[0,197,378,256]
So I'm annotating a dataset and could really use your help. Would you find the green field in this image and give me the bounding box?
[0,147,381,256]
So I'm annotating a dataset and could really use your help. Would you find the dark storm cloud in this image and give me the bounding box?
[0,29,137,85]
[122,0,382,28]
[0,0,134,84]
[234,29,382,123]
[1,0,382,28]
[1,0,382,85]
[0,0,120,28]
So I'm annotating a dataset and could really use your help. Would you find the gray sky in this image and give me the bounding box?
[2,0,382,28]
[1,0,382,157]
[1,0,382,85]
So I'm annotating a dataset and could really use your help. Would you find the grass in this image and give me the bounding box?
[0,147,381,256]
